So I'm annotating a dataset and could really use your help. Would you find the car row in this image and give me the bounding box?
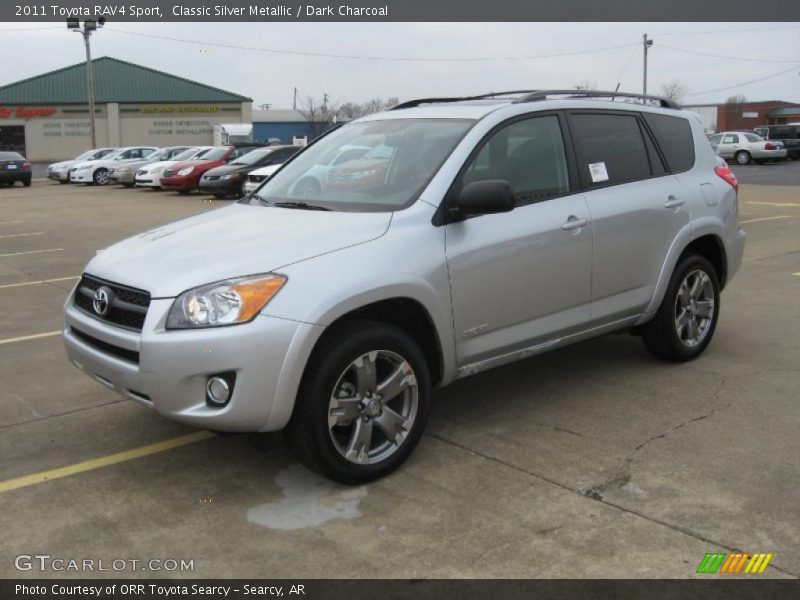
[47,143,302,198]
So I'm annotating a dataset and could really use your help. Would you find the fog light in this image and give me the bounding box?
[206,377,230,405]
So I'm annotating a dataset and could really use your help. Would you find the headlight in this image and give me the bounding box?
[76,165,91,171]
[221,173,240,180]
[177,167,194,176]
[166,274,287,329]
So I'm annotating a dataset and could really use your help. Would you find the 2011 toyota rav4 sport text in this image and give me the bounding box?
[63,90,746,483]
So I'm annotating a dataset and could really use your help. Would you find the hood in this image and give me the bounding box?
[203,163,250,177]
[138,159,178,173]
[84,202,392,297]
[249,164,283,177]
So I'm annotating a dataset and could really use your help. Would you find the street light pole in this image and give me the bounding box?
[67,18,105,149]
[642,33,653,97]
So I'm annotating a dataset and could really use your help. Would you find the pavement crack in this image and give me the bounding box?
[426,430,799,579]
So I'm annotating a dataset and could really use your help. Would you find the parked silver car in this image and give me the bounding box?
[63,90,746,483]
[48,148,118,183]
[709,131,786,164]
[108,146,192,186]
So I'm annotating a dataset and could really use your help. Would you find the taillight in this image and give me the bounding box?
[21,162,30,169]
[764,142,776,150]
[715,165,738,192]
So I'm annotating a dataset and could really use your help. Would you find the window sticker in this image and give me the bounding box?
[588,162,609,183]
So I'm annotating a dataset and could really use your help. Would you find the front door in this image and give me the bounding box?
[445,113,593,367]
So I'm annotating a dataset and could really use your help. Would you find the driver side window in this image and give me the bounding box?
[462,115,570,205]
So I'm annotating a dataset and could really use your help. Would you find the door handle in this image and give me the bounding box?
[561,216,588,231]
[664,196,685,209]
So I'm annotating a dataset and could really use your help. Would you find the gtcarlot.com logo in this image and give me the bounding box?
[696,552,774,574]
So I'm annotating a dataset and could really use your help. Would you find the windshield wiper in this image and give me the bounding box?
[273,201,331,211]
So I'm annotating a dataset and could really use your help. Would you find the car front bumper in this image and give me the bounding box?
[70,170,94,183]
[134,173,163,187]
[63,289,323,432]
[108,170,135,184]
[198,177,243,196]
[48,169,70,182]
[161,174,199,192]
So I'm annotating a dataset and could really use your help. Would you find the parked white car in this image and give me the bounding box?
[135,146,214,188]
[70,147,158,185]
[708,131,786,165]
[242,163,285,195]
[48,148,118,183]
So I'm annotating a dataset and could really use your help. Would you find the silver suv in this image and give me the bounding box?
[63,90,746,483]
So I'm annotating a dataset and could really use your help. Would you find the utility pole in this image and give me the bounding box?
[642,33,653,97]
[67,17,105,148]
[293,87,297,110]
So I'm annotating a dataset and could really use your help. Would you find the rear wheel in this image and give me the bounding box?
[286,320,431,484]
[93,168,109,185]
[642,254,720,362]
[178,190,191,195]
[735,150,751,165]
[23,178,31,187]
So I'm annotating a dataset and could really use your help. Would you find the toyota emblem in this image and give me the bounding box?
[92,286,112,317]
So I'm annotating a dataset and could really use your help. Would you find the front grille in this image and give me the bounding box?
[248,175,265,183]
[74,274,150,331]
[163,169,175,177]
[71,327,140,364]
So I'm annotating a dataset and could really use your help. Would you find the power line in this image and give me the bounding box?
[654,24,800,37]
[658,43,800,64]
[685,63,800,97]
[104,28,637,62]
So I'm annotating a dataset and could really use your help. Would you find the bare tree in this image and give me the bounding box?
[297,95,340,137]
[574,79,596,91]
[723,95,748,131]
[659,80,688,105]
[335,97,400,121]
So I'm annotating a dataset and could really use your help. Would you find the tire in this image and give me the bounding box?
[213,193,226,199]
[641,254,720,362]
[285,319,431,484]
[93,168,109,185]
[58,180,69,184]
[123,183,134,188]
[790,150,800,161]
[177,190,191,195]
[23,179,31,187]
[754,159,766,165]
[735,150,751,165]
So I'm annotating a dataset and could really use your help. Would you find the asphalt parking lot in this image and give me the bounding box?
[1,164,799,579]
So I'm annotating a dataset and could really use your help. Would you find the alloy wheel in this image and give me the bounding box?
[674,269,715,348]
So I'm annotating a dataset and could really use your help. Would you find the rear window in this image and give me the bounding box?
[0,152,24,160]
[643,113,696,173]
[568,113,652,187]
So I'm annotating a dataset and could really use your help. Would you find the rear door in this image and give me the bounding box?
[567,110,690,323]
[716,134,740,159]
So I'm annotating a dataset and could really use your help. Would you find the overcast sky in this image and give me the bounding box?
[1,22,799,107]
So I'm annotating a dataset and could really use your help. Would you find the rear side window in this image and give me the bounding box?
[568,113,652,187]
[643,113,695,173]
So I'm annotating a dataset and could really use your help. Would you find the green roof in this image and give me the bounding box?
[767,107,800,116]
[0,57,251,105]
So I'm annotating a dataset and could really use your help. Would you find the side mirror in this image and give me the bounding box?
[450,180,515,218]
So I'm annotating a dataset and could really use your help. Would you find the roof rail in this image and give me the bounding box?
[512,89,678,109]
[391,90,538,110]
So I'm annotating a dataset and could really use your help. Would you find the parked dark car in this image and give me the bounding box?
[160,145,261,194]
[0,152,32,187]
[199,145,299,198]
[753,124,800,160]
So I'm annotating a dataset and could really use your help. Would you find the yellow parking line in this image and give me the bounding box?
[0,276,78,289]
[0,232,44,240]
[0,248,62,258]
[746,201,800,208]
[0,331,61,346]
[0,431,216,494]
[794,272,800,277]
[739,215,790,224]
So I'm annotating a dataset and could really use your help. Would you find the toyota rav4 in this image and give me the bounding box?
[63,90,746,483]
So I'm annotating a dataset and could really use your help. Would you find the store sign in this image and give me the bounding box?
[140,105,221,114]
[0,106,58,119]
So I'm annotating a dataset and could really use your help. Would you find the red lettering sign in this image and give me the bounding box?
[0,106,58,119]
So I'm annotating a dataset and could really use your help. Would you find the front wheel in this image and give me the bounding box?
[93,168,109,185]
[286,320,431,484]
[735,150,751,165]
[641,254,720,362]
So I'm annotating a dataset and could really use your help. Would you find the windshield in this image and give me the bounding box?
[231,148,271,165]
[144,148,170,161]
[171,148,203,162]
[250,118,473,211]
[199,147,229,161]
[75,149,97,160]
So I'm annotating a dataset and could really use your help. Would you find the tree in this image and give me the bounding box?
[574,79,596,91]
[335,97,400,121]
[297,95,340,137]
[723,95,748,130]
[659,80,688,105]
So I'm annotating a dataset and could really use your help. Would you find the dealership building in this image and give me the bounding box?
[0,57,253,161]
